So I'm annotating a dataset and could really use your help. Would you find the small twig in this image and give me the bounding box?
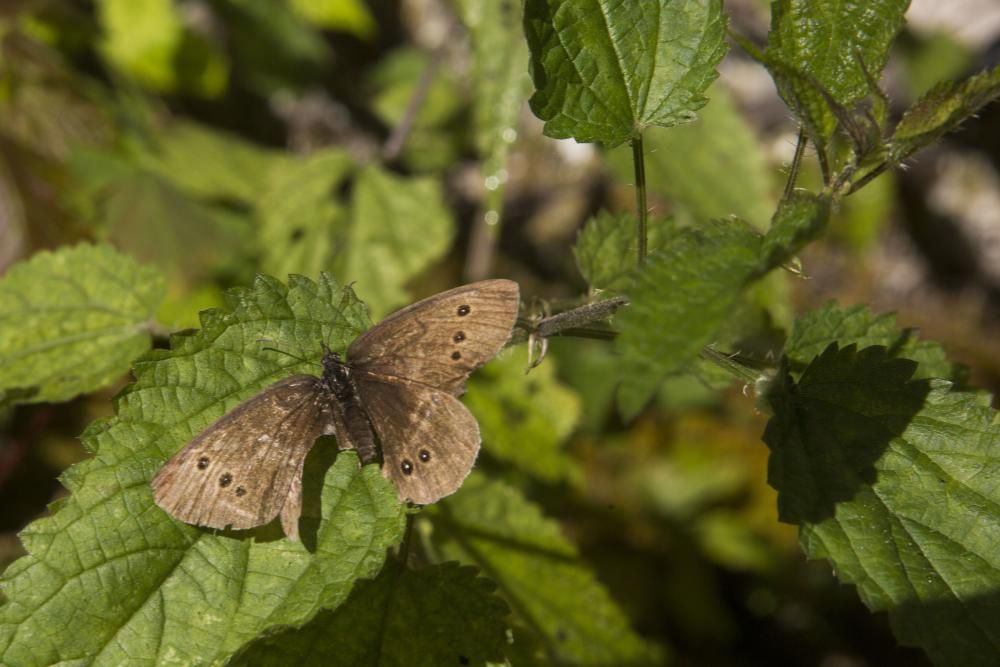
[631,136,648,265]
[381,17,457,162]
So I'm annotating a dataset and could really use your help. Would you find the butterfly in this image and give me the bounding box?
[151,279,520,540]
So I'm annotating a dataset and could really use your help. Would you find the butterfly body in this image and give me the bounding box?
[152,279,520,540]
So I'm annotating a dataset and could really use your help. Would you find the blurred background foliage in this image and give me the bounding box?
[2,0,1000,664]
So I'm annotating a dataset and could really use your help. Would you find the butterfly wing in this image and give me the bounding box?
[347,279,519,394]
[354,373,480,505]
[151,375,331,541]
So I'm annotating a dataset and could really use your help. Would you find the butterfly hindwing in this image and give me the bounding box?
[347,279,519,395]
[354,373,480,505]
[151,375,331,540]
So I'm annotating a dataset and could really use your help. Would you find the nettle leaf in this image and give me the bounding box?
[763,344,1000,666]
[336,165,455,318]
[891,65,1000,164]
[758,191,831,272]
[0,274,409,666]
[429,475,663,665]
[235,561,510,666]
[524,0,727,147]
[257,148,354,279]
[0,244,165,405]
[607,84,774,230]
[765,0,908,143]
[575,211,675,292]
[783,301,963,382]
[615,218,762,419]
[466,347,582,484]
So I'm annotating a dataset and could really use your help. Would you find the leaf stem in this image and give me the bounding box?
[783,126,807,201]
[507,295,629,346]
[631,135,648,265]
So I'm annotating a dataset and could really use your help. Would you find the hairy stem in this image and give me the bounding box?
[631,135,648,265]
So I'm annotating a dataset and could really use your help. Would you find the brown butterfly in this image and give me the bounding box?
[151,279,520,540]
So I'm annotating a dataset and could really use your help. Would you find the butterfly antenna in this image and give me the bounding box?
[257,339,323,369]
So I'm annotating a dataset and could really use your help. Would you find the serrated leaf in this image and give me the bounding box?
[235,560,510,666]
[765,0,908,144]
[257,148,354,278]
[783,301,963,382]
[574,211,675,291]
[336,165,455,318]
[891,65,1000,163]
[429,475,664,666]
[465,347,581,483]
[607,84,775,230]
[0,244,165,405]
[0,274,409,666]
[763,344,1000,666]
[615,218,762,419]
[758,191,830,271]
[524,0,727,147]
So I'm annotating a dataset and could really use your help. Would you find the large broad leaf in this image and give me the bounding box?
[764,0,908,145]
[428,475,664,666]
[524,0,727,146]
[783,301,963,382]
[336,165,455,318]
[0,244,165,405]
[234,561,510,666]
[0,275,408,666]
[606,84,775,230]
[575,212,676,292]
[763,343,1000,666]
[615,218,762,419]
[465,347,582,483]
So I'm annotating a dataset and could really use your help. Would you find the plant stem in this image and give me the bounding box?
[631,135,648,265]
[507,296,629,347]
[783,126,807,201]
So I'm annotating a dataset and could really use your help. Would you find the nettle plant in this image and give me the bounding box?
[2,0,1000,665]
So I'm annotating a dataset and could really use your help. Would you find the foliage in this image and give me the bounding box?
[3,1,1000,665]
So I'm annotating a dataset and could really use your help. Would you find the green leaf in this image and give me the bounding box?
[524,0,727,146]
[256,148,354,279]
[575,211,675,291]
[763,344,1000,666]
[140,121,285,204]
[758,191,831,272]
[465,347,582,483]
[615,218,762,419]
[765,0,908,143]
[336,166,455,318]
[607,84,775,230]
[97,0,227,96]
[0,244,165,405]
[891,65,1000,164]
[289,0,376,40]
[783,301,963,382]
[235,561,510,666]
[429,475,664,666]
[0,274,408,666]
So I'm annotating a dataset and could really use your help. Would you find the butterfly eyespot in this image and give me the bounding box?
[235,486,247,497]
[401,460,414,475]
[457,304,471,316]
[219,473,233,487]
[197,457,210,469]
[419,449,431,462]
[453,331,466,342]
[451,351,462,360]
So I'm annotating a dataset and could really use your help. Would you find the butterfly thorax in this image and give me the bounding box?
[320,350,379,465]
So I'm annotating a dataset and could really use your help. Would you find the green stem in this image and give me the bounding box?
[783,127,807,201]
[631,135,648,265]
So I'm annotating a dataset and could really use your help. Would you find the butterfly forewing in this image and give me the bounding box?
[355,373,480,504]
[151,375,331,540]
[347,279,519,394]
